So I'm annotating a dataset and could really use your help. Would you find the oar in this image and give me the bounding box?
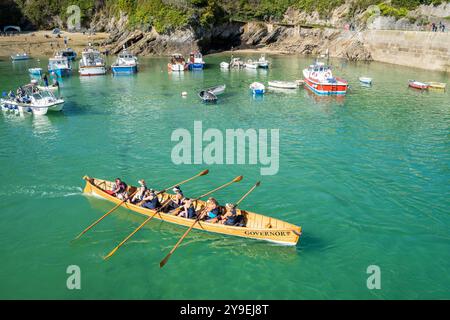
[235,181,260,206]
[159,175,244,268]
[73,189,138,241]
[74,169,209,241]
[104,175,242,260]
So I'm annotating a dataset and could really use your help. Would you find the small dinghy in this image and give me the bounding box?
[408,80,429,90]
[199,90,217,103]
[359,77,372,85]
[244,59,258,69]
[426,82,446,90]
[205,84,226,95]
[249,82,265,95]
[198,84,225,103]
[268,80,297,89]
[220,62,229,69]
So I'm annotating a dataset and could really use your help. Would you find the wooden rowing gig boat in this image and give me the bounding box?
[82,176,302,245]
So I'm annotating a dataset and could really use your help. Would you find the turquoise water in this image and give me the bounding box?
[0,54,449,299]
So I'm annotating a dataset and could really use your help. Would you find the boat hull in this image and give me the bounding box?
[112,65,138,74]
[189,63,204,70]
[83,177,301,245]
[49,68,71,77]
[79,66,107,76]
[304,77,348,95]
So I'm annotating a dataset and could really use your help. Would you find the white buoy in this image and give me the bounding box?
[181,91,188,97]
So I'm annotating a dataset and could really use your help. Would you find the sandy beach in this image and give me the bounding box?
[0,31,109,58]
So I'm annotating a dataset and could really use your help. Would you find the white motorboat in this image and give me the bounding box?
[1,84,64,115]
[220,62,230,69]
[79,44,107,76]
[168,54,187,72]
[268,81,298,89]
[256,54,270,68]
[11,53,31,61]
[230,57,245,69]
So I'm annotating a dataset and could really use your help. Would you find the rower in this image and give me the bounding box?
[130,179,147,204]
[177,198,196,219]
[141,189,160,210]
[203,197,220,223]
[167,186,184,212]
[110,178,128,200]
[220,203,244,226]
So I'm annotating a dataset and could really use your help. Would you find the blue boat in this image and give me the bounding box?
[188,51,205,70]
[249,82,265,95]
[111,48,138,75]
[48,53,72,77]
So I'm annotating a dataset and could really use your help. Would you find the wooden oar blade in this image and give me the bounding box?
[159,253,172,268]
[104,247,118,260]
[199,169,209,176]
[255,181,261,187]
[233,175,244,183]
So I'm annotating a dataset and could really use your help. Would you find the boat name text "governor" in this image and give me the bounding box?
[171,121,279,175]
[244,230,291,237]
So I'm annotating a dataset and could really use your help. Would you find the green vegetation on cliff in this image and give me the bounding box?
[2,0,449,32]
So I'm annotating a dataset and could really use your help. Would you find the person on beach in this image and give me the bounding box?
[108,178,128,200]
[178,198,196,219]
[130,179,147,204]
[141,189,160,210]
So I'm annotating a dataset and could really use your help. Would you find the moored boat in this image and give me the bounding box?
[188,51,205,70]
[220,62,230,69]
[303,61,348,95]
[111,47,138,74]
[230,57,245,69]
[168,53,188,72]
[48,52,72,77]
[79,44,107,76]
[408,80,429,90]
[359,76,372,85]
[198,90,217,103]
[268,80,297,89]
[82,176,302,245]
[249,82,265,95]
[244,59,258,69]
[11,53,31,61]
[256,54,270,69]
[60,47,77,61]
[204,84,226,95]
[1,84,64,115]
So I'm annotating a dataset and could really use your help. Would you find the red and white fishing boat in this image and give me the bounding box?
[408,80,429,90]
[303,61,348,95]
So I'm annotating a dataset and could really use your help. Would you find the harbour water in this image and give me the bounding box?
[0,54,449,299]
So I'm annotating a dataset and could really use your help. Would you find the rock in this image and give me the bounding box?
[343,40,372,61]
